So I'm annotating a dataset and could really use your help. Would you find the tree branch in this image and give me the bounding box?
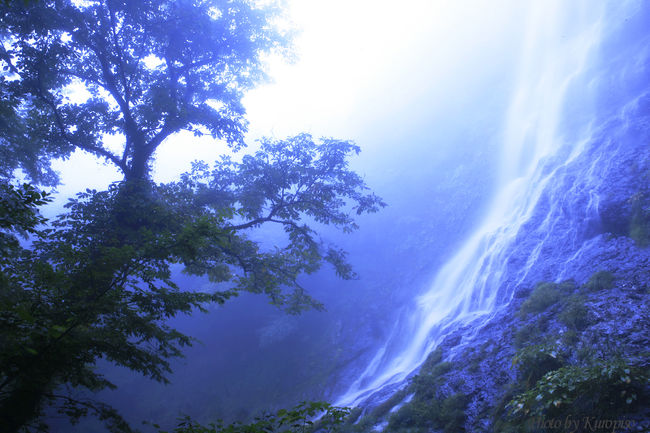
[83,36,141,148]
[105,0,131,106]
[227,216,300,231]
[34,77,126,171]
[0,44,19,74]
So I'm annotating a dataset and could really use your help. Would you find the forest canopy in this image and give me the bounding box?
[0,1,384,431]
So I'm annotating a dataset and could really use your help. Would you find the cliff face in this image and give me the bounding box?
[338,102,650,433]
[336,3,650,432]
[440,93,650,432]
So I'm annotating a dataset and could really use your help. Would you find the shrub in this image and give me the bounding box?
[576,345,596,363]
[439,394,471,432]
[338,388,411,432]
[558,295,591,331]
[583,270,615,292]
[388,394,470,433]
[630,223,649,246]
[519,281,578,318]
[512,344,564,388]
[370,388,409,421]
[467,354,482,373]
[419,348,443,373]
[411,362,453,400]
[507,358,648,421]
[386,346,470,433]
[341,407,362,426]
[519,282,565,316]
[561,329,579,346]
[339,414,376,433]
[629,192,650,246]
[514,321,547,348]
[556,279,578,291]
[387,401,430,431]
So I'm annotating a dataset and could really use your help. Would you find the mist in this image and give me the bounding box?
[3,0,649,431]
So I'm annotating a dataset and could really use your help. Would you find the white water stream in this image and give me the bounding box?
[337,0,612,407]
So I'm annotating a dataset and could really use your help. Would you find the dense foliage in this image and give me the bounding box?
[152,401,350,433]
[0,0,290,182]
[0,1,383,431]
[508,358,648,420]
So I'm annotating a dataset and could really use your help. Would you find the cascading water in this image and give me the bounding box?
[337,0,647,408]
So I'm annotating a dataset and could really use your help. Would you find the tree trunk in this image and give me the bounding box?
[0,374,51,433]
[125,148,150,181]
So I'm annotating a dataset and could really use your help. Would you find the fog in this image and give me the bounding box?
[39,0,582,429]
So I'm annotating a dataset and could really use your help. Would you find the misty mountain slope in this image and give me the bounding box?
[333,2,650,431]
[338,90,650,432]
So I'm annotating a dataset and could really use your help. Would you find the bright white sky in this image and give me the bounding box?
[48,0,525,211]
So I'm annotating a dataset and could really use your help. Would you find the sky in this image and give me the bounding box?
[36,1,558,424]
[46,0,527,214]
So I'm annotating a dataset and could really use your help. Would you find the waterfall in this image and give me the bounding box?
[336,0,622,408]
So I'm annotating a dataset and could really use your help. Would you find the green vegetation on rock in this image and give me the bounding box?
[388,393,470,433]
[582,270,616,292]
[340,268,644,433]
[558,295,591,331]
[385,349,469,433]
[492,271,647,432]
[508,359,648,421]
[519,280,576,317]
[629,192,650,246]
[512,344,565,389]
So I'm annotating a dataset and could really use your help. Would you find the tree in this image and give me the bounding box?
[1,0,289,182]
[0,1,384,432]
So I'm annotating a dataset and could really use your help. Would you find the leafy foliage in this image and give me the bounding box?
[151,401,350,433]
[0,140,383,430]
[513,320,547,349]
[582,270,615,292]
[0,1,385,431]
[411,361,453,401]
[0,182,51,252]
[558,295,590,331]
[519,282,561,317]
[335,348,466,433]
[0,181,237,432]
[511,344,564,389]
[0,0,290,181]
[507,358,649,420]
[382,349,469,433]
[388,393,470,433]
[493,272,647,432]
[165,134,385,311]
